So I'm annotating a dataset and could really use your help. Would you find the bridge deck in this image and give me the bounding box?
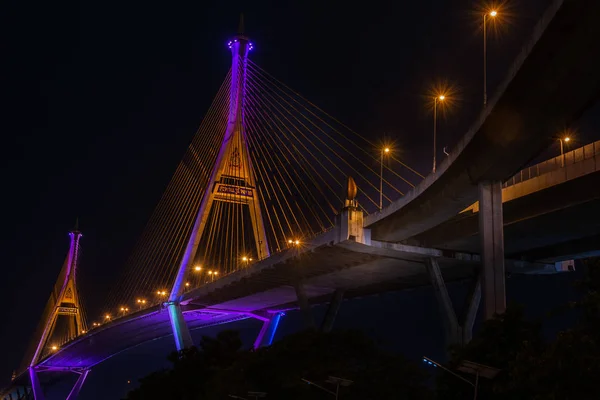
[24,237,553,375]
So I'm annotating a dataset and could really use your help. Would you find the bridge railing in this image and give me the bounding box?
[503,140,600,188]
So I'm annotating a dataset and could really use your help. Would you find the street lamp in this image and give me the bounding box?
[423,356,500,400]
[380,147,390,210]
[559,136,570,167]
[483,10,498,107]
[302,376,353,400]
[229,392,266,400]
[433,95,445,173]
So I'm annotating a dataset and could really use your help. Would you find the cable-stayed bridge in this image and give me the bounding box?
[4,1,600,398]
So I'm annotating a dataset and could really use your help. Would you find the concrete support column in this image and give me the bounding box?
[294,283,316,329]
[28,368,44,400]
[65,369,90,400]
[478,180,506,319]
[425,258,481,347]
[425,258,461,346]
[253,313,283,349]
[167,302,194,351]
[462,277,482,344]
[320,290,344,333]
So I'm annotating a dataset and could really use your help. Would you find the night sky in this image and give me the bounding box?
[2,0,598,398]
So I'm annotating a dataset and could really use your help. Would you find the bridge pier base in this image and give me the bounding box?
[253,313,283,349]
[320,290,344,333]
[28,368,44,400]
[65,369,89,400]
[425,257,481,347]
[478,180,506,319]
[167,302,194,351]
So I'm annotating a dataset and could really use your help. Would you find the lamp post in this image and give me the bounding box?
[302,376,353,400]
[483,10,498,107]
[433,95,445,173]
[380,147,390,210]
[559,136,570,167]
[423,356,500,400]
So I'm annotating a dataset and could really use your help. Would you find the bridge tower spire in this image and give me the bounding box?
[167,19,269,351]
[29,224,86,367]
[22,223,87,400]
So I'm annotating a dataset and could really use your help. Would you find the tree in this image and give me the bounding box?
[437,258,600,399]
[125,329,432,400]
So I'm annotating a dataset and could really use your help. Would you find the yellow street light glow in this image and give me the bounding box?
[142,300,147,304]
[564,137,571,142]
[439,95,445,101]
[81,330,86,334]
[105,314,111,319]
[249,258,253,261]
[208,271,213,275]
[242,256,248,261]
[294,240,300,245]
[51,345,58,351]
[288,239,293,244]
[490,10,497,17]
[185,282,190,287]
[384,147,390,153]
[194,265,202,271]
[214,271,219,276]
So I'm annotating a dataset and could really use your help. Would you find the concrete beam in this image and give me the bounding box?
[320,290,344,333]
[425,258,461,346]
[28,369,43,400]
[167,303,194,351]
[65,369,89,400]
[253,313,282,349]
[461,277,481,344]
[294,282,316,329]
[425,258,481,347]
[478,181,506,319]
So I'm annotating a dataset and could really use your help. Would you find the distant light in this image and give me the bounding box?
[214,271,219,276]
[242,256,248,261]
[249,258,253,261]
[294,240,300,245]
[384,147,390,153]
[490,10,498,17]
[81,330,86,334]
[185,282,190,287]
[127,380,131,384]
[439,95,445,101]
[564,137,571,142]
[288,239,293,244]
[51,345,58,351]
[120,307,125,311]
[105,314,111,319]
[194,266,202,271]
[208,271,213,275]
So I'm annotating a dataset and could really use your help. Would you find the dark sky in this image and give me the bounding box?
[2,0,596,397]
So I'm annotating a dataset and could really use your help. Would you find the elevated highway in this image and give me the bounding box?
[408,140,600,261]
[366,0,600,242]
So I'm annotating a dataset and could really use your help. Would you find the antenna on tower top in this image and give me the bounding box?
[238,13,245,35]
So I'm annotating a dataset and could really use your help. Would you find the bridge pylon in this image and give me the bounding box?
[28,224,86,367]
[18,223,88,400]
[167,19,269,350]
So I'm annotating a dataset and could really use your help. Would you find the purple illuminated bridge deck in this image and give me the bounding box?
[34,230,553,371]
